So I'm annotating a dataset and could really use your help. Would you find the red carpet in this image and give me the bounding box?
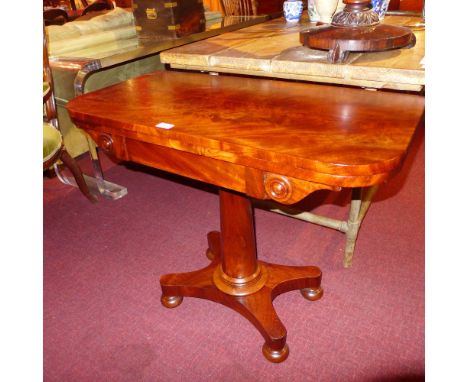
[43,126,424,381]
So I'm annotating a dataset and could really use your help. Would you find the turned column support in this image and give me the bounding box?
[160,189,323,363]
[213,189,268,296]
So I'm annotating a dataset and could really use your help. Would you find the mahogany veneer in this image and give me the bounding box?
[300,0,416,63]
[67,70,424,362]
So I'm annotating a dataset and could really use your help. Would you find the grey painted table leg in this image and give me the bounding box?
[343,186,378,267]
[256,185,379,268]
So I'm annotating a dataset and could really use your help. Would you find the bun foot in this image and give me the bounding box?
[161,295,183,308]
[262,343,289,363]
[300,286,323,301]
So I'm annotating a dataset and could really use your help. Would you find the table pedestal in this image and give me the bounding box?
[160,189,323,363]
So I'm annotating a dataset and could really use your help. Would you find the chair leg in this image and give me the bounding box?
[59,149,98,203]
[53,143,128,200]
[86,135,105,181]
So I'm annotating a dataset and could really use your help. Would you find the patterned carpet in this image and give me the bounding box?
[43,126,424,381]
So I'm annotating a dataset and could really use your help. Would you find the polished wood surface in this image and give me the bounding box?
[81,0,113,15]
[160,195,323,363]
[43,8,70,25]
[132,0,206,40]
[160,15,425,91]
[67,70,424,361]
[300,24,415,63]
[68,71,424,189]
[71,0,86,11]
[389,0,424,11]
[114,0,132,7]
[300,0,416,63]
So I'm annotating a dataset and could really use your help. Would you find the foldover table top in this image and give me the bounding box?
[67,71,425,193]
[160,15,425,91]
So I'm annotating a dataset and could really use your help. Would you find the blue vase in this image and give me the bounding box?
[371,0,390,20]
[283,0,304,23]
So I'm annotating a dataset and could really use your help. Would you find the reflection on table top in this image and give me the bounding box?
[67,70,425,188]
[49,14,270,72]
[160,14,425,92]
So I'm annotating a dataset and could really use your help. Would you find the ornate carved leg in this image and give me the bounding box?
[160,189,323,363]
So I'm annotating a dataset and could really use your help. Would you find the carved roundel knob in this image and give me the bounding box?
[264,173,293,203]
[98,134,113,154]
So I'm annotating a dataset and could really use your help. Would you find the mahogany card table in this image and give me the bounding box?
[67,70,424,362]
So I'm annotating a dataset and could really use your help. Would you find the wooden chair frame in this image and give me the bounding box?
[43,8,69,25]
[81,0,113,16]
[220,0,257,16]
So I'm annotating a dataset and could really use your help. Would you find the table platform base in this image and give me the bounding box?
[160,231,323,363]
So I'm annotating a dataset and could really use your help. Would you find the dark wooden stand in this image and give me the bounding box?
[300,0,416,63]
[160,189,323,363]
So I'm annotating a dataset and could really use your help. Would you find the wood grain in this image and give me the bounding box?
[68,70,424,191]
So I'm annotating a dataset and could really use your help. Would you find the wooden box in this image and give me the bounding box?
[132,0,206,41]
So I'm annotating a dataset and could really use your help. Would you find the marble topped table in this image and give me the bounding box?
[160,14,425,91]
